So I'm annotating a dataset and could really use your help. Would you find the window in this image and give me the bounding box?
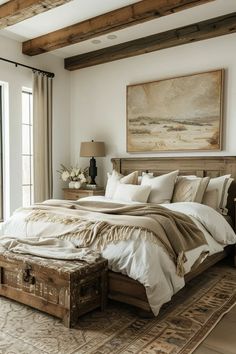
[0,81,9,220]
[22,90,33,207]
[0,86,3,220]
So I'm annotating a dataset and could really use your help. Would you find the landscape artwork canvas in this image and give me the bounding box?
[127,70,224,152]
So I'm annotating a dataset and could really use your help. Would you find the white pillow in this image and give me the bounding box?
[105,170,122,199]
[138,172,154,185]
[113,184,151,203]
[202,175,231,212]
[141,170,179,204]
[105,170,138,199]
[172,176,210,203]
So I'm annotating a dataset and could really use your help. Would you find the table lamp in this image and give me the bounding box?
[80,140,105,185]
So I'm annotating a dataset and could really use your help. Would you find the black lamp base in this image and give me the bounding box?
[89,157,97,185]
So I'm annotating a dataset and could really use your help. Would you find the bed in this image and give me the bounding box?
[0,156,236,317]
[107,156,236,314]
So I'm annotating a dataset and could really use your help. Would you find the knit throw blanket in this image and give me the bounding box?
[22,199,207,277]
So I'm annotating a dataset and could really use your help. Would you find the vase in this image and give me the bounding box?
[69,181,76,189]
[74,181,81,189]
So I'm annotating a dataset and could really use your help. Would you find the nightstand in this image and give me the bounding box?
[63,187,105,200]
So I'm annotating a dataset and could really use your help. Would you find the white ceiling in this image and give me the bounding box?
[0,0,236,58]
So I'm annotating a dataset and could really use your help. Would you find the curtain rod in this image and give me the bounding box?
[0,57,55,78]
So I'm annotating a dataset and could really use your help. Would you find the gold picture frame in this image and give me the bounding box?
[126,69,224,153]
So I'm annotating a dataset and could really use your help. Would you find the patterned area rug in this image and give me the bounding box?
[0,263,236,354]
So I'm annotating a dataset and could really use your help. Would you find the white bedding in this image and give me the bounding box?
[0,196,235,316]
[75,196,236,315]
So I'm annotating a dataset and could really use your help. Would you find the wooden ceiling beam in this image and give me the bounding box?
[64,12,236,71]
[0,0,72,29]
[22,0,214,56]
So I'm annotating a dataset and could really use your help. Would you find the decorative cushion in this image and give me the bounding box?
[113,184,151,203]
[141,170,179,204]
[120,171,138,184]
[105,170,138,199]
[138,172,154,185]
[172,176,210,203]
[221,178,234,214]
[202,189,218,210]
[202,175,232,213]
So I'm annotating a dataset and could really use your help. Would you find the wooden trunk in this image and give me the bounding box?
[0,252,108,328]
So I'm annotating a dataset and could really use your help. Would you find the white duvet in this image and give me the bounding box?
[0,196,235,316]
[76,197,236,315]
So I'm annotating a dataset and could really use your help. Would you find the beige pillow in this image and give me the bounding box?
[120,171,138,184]
[221,178,233,214]
[202,175,232,213]
[172,176,210,203]
[202,189,218,210]
[113,184,151,203]
[141,170,179,204]
[105,170,138,199]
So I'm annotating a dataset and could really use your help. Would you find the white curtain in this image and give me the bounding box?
[33,72,53,202]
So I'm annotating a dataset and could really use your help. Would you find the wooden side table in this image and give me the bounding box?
[63,187,105,201]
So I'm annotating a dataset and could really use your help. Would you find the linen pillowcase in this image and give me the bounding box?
[121,171,138,184]
[105,170,138,199]
[202,175,232,213]
[141,170,179,204]
[221,177,234,214]
[138,172,154,185]
[105,170,122,199]
[113,184,151,203]
[202,189,218,210]
[172,176,210,203]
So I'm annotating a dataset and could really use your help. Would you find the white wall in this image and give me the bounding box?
[0,35,70,215]
[2,31,236,210]
[70,34,236,187]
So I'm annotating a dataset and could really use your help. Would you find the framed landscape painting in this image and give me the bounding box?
[127,70,224,152]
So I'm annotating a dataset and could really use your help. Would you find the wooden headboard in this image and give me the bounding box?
[111,156,236,228]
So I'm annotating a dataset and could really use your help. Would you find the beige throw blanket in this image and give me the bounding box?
[23,199,207,276]
[0,236,101,263]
